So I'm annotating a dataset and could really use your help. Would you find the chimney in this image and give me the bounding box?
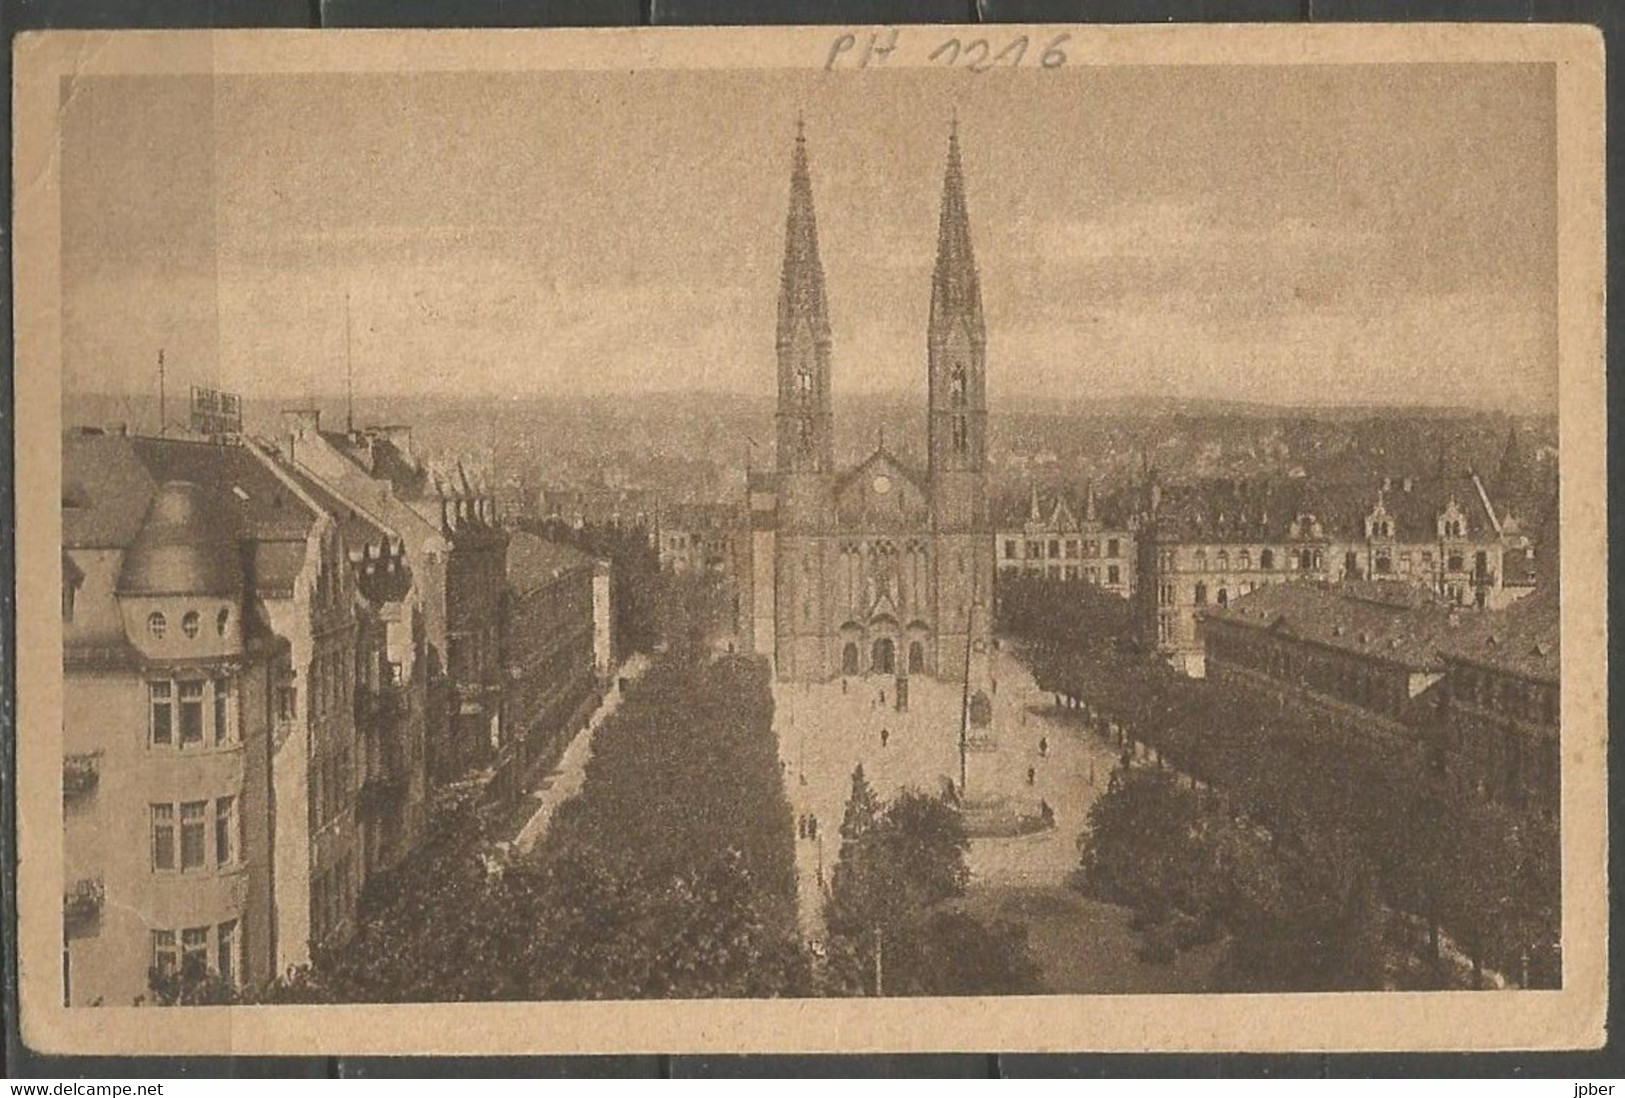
[378,425,415,464]
[282,408,320,434]
[106,421,128,437]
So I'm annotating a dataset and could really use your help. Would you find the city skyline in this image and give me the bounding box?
[63,64,1556,413]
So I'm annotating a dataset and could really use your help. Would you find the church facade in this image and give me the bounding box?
[743,122,995,684]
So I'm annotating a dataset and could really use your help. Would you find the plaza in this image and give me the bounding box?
[775,641,1123,938]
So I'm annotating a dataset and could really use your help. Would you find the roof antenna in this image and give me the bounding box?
[345,291,355,436]
[157,348,166,437]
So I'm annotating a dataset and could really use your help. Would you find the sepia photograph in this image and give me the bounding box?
[10,25,1606,1056]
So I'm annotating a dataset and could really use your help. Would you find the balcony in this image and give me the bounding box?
[63,752,101,798]
[63,877,104,928]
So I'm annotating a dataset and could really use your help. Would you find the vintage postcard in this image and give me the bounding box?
[11,25,1606,1055]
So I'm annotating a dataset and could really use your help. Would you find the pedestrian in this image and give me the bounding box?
[880,689,886,706]
[809,816,818,840]
[1039,735,1049,758]
[1027,766,1036,786]
[880,727,890,748]
[842,678,848,695]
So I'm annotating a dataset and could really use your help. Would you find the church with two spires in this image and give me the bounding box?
[743,120,996,685]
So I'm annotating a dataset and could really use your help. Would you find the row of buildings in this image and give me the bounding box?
[61,411,613,1007]
[1202,580,1560,821]
[654,447,1550,684]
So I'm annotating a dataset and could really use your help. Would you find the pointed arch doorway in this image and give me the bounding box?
[871,637,896,675]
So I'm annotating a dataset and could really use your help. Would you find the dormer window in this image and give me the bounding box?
[950,364,967,407]
[795,368,814,400]
[217,609,230,636]
[147,612,167,639]
[182,612,201,639]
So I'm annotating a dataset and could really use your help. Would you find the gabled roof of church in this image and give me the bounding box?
[834,445,929,497]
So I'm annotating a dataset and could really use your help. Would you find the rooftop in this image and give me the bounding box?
[507,531,595,594]
[1205,579,1465,672]
[64,431,319,546]
[63,430,323,598]
[1151,472,1499,544]
[1438,588,1560,683]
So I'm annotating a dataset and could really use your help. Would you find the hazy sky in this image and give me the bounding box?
[61,64,1556,410]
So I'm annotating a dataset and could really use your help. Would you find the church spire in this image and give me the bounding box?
[775,118,835,476]
[927,118,988,529]
[778,115,831,347]
[930,116,985,341]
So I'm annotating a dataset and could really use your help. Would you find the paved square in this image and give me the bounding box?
[776,643,1124,937]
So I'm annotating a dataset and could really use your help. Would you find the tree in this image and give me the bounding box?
[825,782,1032,997]
[838,764,880,845]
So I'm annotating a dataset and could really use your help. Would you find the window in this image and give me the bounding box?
[182,611,200,639]
[1064,539,1079,559]
[180,801,207,870]
[1217,551,1230,572]
[795,368,814,398]
[1260,548,1275,570]
[216,608,230,636]
[1026,540,1041,560]
[62,581,75,623]
[1107,539,1120,558]
[1375,550,1392,575]
[1004,539,1016,560]
[277,686,297,723]
[952,416,968,455]
[149,682,173,746]
[151,930,177,977]
[178,681,204,745]
[1108,565,1121,586]
[1194,582,1208,606]
[181,927,208,977]
[213,678,230,745]
[217,921,237,987]
[1448,552,1464,572]
[1239,550,1252,571]
[1063,565,1078,581]
[1217,588,1229,608]
[949,364,967,406]
[151,804,175,870]
[147,612,166,639]
[215,796,237,867]
[1047,539,1060,560]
